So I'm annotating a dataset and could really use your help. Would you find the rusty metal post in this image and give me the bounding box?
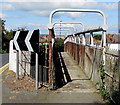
[48,29,53,85]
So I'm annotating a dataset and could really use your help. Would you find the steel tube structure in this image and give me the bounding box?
[54,27,75,32]
[54,26,74,35]
[49,9,107,25]
[36,53,38,90]
[49,9,107,46]
[55,29,71,37]
[48,9,108,88]
[53,22,84,31]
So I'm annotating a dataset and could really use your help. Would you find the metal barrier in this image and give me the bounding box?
[48,9,108,88]
[53,22,84,31]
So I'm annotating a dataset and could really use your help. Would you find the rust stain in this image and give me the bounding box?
[89,47,94,54]
[48,29,53,85]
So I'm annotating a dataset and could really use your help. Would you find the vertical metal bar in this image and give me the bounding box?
[45,43,47,83]
[23,51,27,76]
[90,32,94,46]
[74,36,77,43]
[36,52,38,90]
[48,29,53,85]
[78,35,81,44]
[16,51,19,80]
[103,31,106,65]
[103,30,106,47]
[82,34,86,45]
[19,51,21,75]
[60,21,61,39]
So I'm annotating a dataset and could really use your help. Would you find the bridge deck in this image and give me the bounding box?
[57,52,105,103]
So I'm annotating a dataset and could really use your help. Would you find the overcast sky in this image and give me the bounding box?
[1,0,119,34]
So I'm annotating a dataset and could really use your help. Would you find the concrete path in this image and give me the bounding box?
[57,52,105,102]
[1,52,111,104]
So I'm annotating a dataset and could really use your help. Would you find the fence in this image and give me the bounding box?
[30,43,49,85]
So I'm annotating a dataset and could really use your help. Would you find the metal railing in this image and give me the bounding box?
[48,8,108,90]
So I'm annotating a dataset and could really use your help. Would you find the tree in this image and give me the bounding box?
[0,18,13,53]
[93,34,102,40]
[54,38,64,52]
[0,18,9,53]
[5,30,13,40]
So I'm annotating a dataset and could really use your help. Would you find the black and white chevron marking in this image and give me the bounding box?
[13,30,39,52]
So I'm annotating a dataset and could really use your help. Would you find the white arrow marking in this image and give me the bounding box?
[25,30,34,52]
[13,31,20,50]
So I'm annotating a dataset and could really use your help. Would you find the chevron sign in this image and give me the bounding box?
[13,30,39,52]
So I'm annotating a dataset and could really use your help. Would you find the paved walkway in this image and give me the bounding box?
[57,52,105,102]
[1,52,110,104]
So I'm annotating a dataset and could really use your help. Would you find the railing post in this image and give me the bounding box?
[70,36,72,43]
[82,34,86,45]
[48,28,53,86]
[35,52,38,90]
[16,51,19,80]
[90,32,94,46]
[53,22,84,32]
[74,35,77,43]
[78,35,81,44]
[103,30,107,65]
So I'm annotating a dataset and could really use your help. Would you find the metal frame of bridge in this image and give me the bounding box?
[48,9,108,86]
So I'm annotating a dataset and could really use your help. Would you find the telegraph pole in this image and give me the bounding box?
[60,21,62,39]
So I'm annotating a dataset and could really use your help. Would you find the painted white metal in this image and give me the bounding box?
[82,34,86,45]
[36,53,38,90]
[49,9,107,25]
[54,27,75,34]
[49,9,107,47]
[16,51,19,79]
[90,33,94,46]
[49,8,108,71]
[103,31,107,47]
[53,22,84,31]
[25,30,34,52]
[19,51,22,75]
[108,44,120,51]
[78,35,81,44]
[9,40,17,73]
[73,34,77,43]
[13,31,20,51]
[52,38,55,47]
[55,29,71,35]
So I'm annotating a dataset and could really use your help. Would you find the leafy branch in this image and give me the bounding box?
[96,61,110,101]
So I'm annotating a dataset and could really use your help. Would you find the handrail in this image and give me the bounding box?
[53,22,84,31]
[49,9,107,25]
[49,9,107,47]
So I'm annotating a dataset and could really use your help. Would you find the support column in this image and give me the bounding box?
[36,52,38,90]
[82,34,86,45]
[44,43,48,84]
[90,32,94,46]
[78,35,81,44]
[74,36,77,43]
[16,51,19,80]
[103,30,106,65]
[48,29,53,85]
[19,51,22,75]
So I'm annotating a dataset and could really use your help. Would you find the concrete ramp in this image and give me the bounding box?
[57,52,105,103]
